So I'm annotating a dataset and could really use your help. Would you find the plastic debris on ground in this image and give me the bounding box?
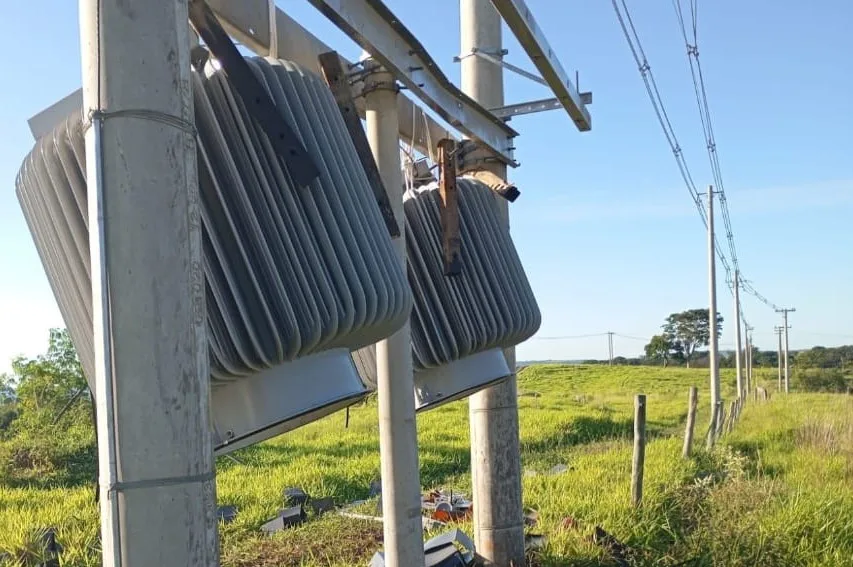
[217,505,238,524]
[369,528,479,567]
[260,505,306,533]
[421,489,473,523]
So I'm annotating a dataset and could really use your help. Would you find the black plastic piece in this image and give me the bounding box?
[260,506,306,533]
[217,505,238,524]
[283,487,310,507]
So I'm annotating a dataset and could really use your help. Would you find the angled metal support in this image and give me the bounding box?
[490,0,592,131]
[490,97,562,119]
[305,0,519,165]
[456,47,547,86]
[437,139,462,276]
[318,51,400,237]
[188,0,319,187]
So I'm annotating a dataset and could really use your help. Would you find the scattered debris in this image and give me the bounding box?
[422,489,473,522]
[369,479,382,498]
[590,526,631,567]
[38,527,62,567]
[261,506,306,533]
[422,516,447,532]
[369,528,477,567]
[559,516,579,530]
[283,487,310,508]
[524,533,547,552]
[523,468,538,477]
[549,463,569,475]
[523,508,540,527]
[311,497,336,516]
[217,505,238,524]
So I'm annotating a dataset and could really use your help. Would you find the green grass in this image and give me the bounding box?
[2,365,853,566]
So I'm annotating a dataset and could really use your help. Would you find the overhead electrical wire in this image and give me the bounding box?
[671,0,783,312]
[611,0,731,283]
[613,0,781,318]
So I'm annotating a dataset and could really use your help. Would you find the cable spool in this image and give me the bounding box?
[353,176,541,410]
[16,57,412,454]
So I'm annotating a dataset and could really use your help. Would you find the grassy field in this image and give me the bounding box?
[1,365,852,566]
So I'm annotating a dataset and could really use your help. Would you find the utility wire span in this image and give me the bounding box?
[671,0,782,311]
[613,0,780,313]
[614,333,651,342]
[533,332,652,342]
[533,332,610,341]
[611,0,731,284]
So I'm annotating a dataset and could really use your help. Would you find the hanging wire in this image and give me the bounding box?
[613,0,780,309]
[671,0,781,310]
[611,0,733,284]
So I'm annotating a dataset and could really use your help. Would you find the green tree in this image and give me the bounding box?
[10,328,90,432]
[644,334,677,367]
[662,309,723,368]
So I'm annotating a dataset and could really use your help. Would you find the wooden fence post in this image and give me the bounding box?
[682,386,698,458]
[714,401,725,440]
[727,400,737,433]
[632,394,646,508]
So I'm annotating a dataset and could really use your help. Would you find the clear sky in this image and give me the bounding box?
[1,0,851,371]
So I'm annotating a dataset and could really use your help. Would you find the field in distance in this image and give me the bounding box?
[2,364,852,566]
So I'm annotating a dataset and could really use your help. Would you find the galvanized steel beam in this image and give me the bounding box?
[489,0,592,131]
[304,0,518,165]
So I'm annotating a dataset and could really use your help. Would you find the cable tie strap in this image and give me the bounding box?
[107,471,215,494]
[85,108,197,136]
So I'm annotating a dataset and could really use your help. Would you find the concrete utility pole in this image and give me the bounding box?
[460,1,525,564]
[79,1,218,565]
[733,271,744,399]
[363,59,426,567]
[607,331,615,365]
[775,326,783,392]
[706,187,721,448]
[776,308,795,393]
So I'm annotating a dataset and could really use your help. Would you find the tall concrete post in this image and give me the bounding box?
[782,310,793,393]
[460,1,525,564]
[79,1,218,565]
[733,271,744,399]
[776,327,783,392]
[363,61,426,567]
[706,188,721,449]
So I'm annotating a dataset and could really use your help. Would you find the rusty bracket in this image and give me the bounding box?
[438,139,462,276]
[318,51,400,237]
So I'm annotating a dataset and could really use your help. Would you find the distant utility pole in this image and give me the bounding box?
[733,271,744,399]
[607,331,615,366]
[774,326,783,392]
[776,308,796,393]
[706,187,721,448]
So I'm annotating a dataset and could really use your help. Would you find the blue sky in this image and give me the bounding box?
[1,0,851,370]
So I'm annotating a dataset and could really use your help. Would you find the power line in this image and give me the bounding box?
[614,333,651,342]
[532,332,609,341]
[611,0,732,284]
[671,0,782,312]
[613,0,782,316]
